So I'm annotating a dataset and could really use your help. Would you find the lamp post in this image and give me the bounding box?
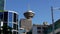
[51,6,55,34]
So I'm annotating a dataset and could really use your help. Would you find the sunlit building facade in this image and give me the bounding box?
[32,24,48,34]
[0,10,18,34]
[32,19,60,34]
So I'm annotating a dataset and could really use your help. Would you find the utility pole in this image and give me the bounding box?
[51,6,55,34]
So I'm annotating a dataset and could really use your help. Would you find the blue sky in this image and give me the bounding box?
[5,0,60,24]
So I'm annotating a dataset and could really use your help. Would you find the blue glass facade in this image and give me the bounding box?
[8,12,13,27]
[0,11,19,34]
[8,12,13,22]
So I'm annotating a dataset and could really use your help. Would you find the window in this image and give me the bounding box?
[43,27,47,30]
[7,31,12,34]
[4,12,8,22]
[8,22,12,28]
[8,12,13,28]
[16,25,18,30]
[0,12,3,21]
[17,32,18,34]
[13,13,16,22]
[13,24,17,30]
[16,14,18,22]
[8,12,13,22]
[37,27,41,29]
[37,31,41,33]
[3,23,7,28]
[13,31,17,34]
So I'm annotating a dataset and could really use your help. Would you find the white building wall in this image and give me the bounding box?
[32,25,37,34]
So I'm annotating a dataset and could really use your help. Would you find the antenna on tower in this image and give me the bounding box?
[27,3,30,10]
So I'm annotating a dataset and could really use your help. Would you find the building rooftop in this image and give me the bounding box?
[4,10,18,14]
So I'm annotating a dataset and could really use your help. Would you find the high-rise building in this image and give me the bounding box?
[0,10,18,34]
[19,10,35,34]
[0,0,4,10]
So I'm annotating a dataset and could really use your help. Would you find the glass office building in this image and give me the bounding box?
[0,10,18,34]
[0,0,4,10]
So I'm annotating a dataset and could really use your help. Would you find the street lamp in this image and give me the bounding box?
[51,6,60,34]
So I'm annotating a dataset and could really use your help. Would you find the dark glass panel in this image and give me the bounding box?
[37,27,41,29]
[37,31,41,33]
[7,31,12,34]
[17,32,18,34]
[0,12,3,21]
[13,24,17,30]
[4,12,8,22]
[17,25,18,30]
[3,23,7,28]
[13,13,16,22]
[13,31,16,34]
[16,14,18,22]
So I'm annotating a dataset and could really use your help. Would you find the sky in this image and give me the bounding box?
[5,0,60,25]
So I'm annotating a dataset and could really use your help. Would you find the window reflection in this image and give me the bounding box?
[8,12,12,22]
[8,23,12,28]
